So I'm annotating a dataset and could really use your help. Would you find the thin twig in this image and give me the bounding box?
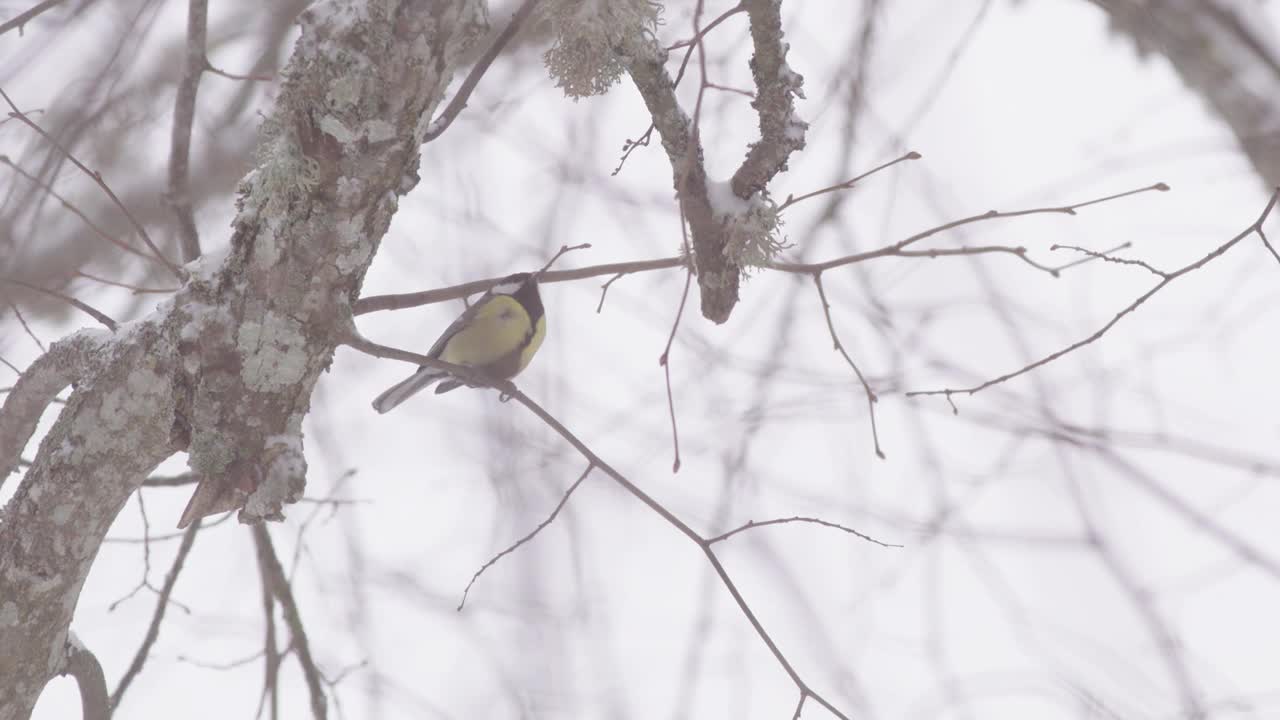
[791,692,807,720]
[205,59,273,83]
[0,355,20,375]
[0,155,155,262]
[255,526,282,720]
[343,333,859,719]
[778,151,920,212]
[658,225,695,473]
[422,0,541,143]
[1259,227,1280,267]
[0,86,184,279]
[596,272,625,313]
[610,124,654,176]
[895,245,1060,276]
[534,242,592,277]
[177,649,267,670]
[667,1,745,50]
[253,524,328,720]
[457,464,593,610]
[1048,241,1132,273]
[111,519,201,711]
[705,515,899,547]
[813,273,884,458]
[8,300,46,352]
[168,0,208,263]
[769,182,1170,274]
[0,277,118,331]
[355,183,1164,316]
[1050,243,1166,278]
[909,187,1280,398]
[0,0,67,36]
[74,270,178,295]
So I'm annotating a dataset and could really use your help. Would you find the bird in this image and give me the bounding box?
[371,272,545,413]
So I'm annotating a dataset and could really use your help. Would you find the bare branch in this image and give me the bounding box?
[354,257,686,315]
[111,519,201,711]
[668,2,745,50]
[73,270,178,295]
[813,273,884,458]
[204,59,273,83]
[659,214,696,473]
[909,187,1280,398]
[1259,227,1280,267]
[8,300,46,353]
[1048,240,1132,273]
[345,332,860,717]
[168,0,209,263]
[0,155,156,263]
[595,272,625,313]
[457,464,593,610]
[253,524,327,720]
[705,515,899,547]
[768,182,1170,275]
[778,151,920,212]
[534,242,592,277]
[422,0,541,143]
[1050,243,1166,278]
[0,277,118,331]
[0,0,68,37]
[791,694,810,720]
[0,86,185,279]
[255,557,281,720]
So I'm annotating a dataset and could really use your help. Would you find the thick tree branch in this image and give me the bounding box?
[0,321,177,718]
[730,0,807,199]
[625,46,739,324]
[0,2,488,715]
[60,634,109,720]
[0,331,103,480]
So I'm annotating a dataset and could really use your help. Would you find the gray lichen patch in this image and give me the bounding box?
[237,312,310,392]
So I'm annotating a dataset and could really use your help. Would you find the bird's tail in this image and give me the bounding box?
[372,368,447,414]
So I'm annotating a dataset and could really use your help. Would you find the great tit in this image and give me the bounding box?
[372,272,546,413]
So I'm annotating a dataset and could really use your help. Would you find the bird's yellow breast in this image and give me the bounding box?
[519,314,547,373]
[439,295,544,378]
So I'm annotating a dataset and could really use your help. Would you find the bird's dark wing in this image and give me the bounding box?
[422,290,496,363]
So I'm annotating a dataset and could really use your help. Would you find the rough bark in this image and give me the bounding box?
[0,1,487,716]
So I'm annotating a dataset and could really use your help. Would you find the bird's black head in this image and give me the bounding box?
[494,272,543,321]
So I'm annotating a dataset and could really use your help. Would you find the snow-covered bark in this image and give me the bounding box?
[0,1,487,716]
